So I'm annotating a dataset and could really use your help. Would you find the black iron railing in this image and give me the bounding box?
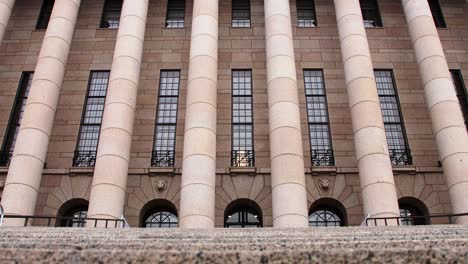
[366,213,468,226]
[311,149,335,166]
[151,150,175,167]
[72,150,97,167]
[231,150,255,167]
[389,149,412,166]
[0,151,12,166]
[0,214,125,228]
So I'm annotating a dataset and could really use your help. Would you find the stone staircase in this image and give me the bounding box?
[0,226,467,263]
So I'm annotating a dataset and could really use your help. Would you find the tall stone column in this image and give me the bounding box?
[402,0,468,224]
[264,0,308,228]
[86,0,148,223]
[1,0,80,225]
[334,0,400,220]
[179,0,218,228]
[0,0,15,44]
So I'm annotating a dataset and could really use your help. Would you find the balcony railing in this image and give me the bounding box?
[151,150,175,167]
[389,149,412,166]
[0,214,126,228]
[311,149,335,166]
[365,213,468,226]
[231,150,255,167]
[72,150,97,167]
[0,151,12,166]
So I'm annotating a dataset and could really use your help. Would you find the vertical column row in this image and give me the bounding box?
[264,0,309,227]
[334,0,400,219]
[179,0,219,228]
[1,0,81,225]
[87,0,149,221]
[0,0,14,44]
[402,0,468,224]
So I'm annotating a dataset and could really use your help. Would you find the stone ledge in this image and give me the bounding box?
[148,167,176,177]
[69,167,94,176]
[229,167,256,176]
[392,166,417,175]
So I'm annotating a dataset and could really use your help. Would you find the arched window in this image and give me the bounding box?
[399,197,429,225]
[140,199,178,228]
[56,199,89,227]
[309,198,347,227]
[224,199,262,228]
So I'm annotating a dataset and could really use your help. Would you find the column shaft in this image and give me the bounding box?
[0,0,15,44]
[1,0,81,225]
[86,0,148,222]
[179,0,219,228]
[264,0,309,228]
[402,0,468,224]
[334,0,400,220]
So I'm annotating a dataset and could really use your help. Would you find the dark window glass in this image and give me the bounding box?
[100,0,123,29]
[232,70,254,167]
[225,207,262,228]
[73,71,110,167]
[309,209,343,227]
[375,70,412,165]
[152,71,180,167]
[60,208,88,227]
[304,70,334,166]
[428,0,446,28]
[144,211,178,228]
[360,0,383,28]
[166,0,185,28]
[232,0,251,28]
[450,70,468,130]
[0,72,34,166]
[297,0,317,27]
[36,0,54,29]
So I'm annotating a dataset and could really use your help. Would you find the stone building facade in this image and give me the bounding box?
[0,0,467,228]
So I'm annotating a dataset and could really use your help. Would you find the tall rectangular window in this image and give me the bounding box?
[297,0,317,27]
[152,71,180,167]
[450,70,468,130]
[0,72,34,166]
[73,71,110,167]
[100,0,123,29]
[36,0,54,29]
[303,70,334,166]
[166,0,185,28]
[232,70,254,167]
[232,0,251,28]
[428,0,446,28]
[360,0,383,28]
[375,70,412,166]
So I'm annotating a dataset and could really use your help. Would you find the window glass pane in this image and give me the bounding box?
[73,71,110,167]
[428,0,446,28]
[36,0,54,29]
[297,0,317,27]
[152,71,180,167]
[144,211,178,228]
[166,0,185,28]
[309,209,342,227]
[303,70,334,166]
[100,0,123,29]
[450,70,468,130]
[360,0,383,27]
[232,0,251,27]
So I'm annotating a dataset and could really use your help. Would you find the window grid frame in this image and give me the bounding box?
[36,0,54,30]
[296,0,318,27]
[232,0,251,28]
[375,69,412,166]
[151,70,181,167]
[0,72,34,166]
[360,0,383,28]
[165,0,186,28]
[100,0,123,29]
[428,0,447,28]
[73,71,110,167]
[231,69,255,167]
[303,69,335,166]
[450,70,468,130]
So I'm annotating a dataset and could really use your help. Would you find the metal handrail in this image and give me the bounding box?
[1,214,126,228]
[366,213,468,226]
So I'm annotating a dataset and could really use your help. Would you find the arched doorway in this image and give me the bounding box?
[309,198,347,227]
[140,199,178,228]
[398,197,430,225]
[224,199,262,228]
[56,198,89,227]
